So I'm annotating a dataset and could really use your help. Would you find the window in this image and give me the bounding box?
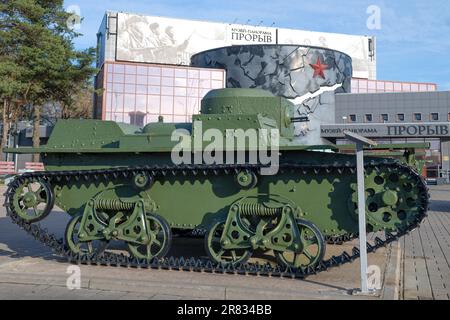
[365,114,373,122]
[349,114,357,122]
[397,113,405,122]
[414,113,422,121]
[381,114,389,122]
[430,113,439,121]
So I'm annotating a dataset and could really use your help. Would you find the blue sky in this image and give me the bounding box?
[65,0,450,90]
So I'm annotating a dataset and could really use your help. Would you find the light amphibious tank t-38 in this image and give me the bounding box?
[3,88,429,277]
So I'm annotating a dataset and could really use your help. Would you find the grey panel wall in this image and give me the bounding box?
[96,12,118,68]
[335,91,450,124]
[442,141,450,171]
[96,14,107,68]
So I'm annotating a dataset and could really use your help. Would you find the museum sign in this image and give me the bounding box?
[228,26,276,44]
[321,123,450,138]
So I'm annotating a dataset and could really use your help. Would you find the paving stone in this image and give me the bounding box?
[400,185,450,300]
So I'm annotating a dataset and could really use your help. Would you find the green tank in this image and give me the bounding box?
[3,88,429,273]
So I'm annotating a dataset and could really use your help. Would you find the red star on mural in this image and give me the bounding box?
[309,57,328,79]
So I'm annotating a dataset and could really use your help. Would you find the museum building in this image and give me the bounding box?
[95,11,448,177]
[323,91,450,176]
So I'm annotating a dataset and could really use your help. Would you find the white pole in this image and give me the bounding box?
[14,132,18,173]
[356,143,369,293]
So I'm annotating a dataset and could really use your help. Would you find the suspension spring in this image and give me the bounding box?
[95,199,135,211]
[239,203,282,216]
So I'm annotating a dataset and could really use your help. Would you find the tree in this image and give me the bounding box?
[55,47,97,119]
[0,0,97,161]
[0,57,27,159]
[61,85,96,119]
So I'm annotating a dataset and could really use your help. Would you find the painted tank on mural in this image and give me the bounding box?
[3,88,428,271]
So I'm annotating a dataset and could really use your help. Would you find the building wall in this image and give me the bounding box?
[98,61,225,125]
[333,91,450,172]
[335,91,450,124]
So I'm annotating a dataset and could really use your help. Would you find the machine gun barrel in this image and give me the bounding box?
[290,116,310,123]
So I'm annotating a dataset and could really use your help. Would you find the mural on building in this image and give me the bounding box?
[278,29,373,79]
[117,14,225,65]
[114,12,372,79]
[191,45,352,144]
[118,16,187,64]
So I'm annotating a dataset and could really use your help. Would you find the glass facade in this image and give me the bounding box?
[96,62,225,125]
[96,67,438,125]
[351,78,437,93]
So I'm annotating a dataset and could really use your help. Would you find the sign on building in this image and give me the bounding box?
[321,123,450,138]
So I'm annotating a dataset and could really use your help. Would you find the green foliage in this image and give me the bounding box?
[0,58,27,99]
[0,0,97,153]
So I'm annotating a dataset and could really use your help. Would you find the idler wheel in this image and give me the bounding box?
[205,220,252,266]
[274,219,325,269]
[127,214,171,260]
[65,214,108,255]
[11,179,54,223]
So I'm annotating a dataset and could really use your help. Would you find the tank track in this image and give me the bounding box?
[3,160,429,279]
[177,229,357,245]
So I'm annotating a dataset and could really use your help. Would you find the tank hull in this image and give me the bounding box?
[40,150,423,239]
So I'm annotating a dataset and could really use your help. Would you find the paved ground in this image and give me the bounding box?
[401,186,450,300]
[0,185,448,300]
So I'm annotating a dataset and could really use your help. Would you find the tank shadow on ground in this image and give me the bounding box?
[0,208,215,262]
[429,200,450,213]
[428,188,450,193]
[0,212,69,262]
[302,278,351,292]
[0,207,368,294]
[0,214,374,294]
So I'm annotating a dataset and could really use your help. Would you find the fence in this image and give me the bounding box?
[0,161,15,175]
[0,161,45,175]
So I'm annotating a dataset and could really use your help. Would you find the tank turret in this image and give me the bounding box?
[196,88,298,144]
